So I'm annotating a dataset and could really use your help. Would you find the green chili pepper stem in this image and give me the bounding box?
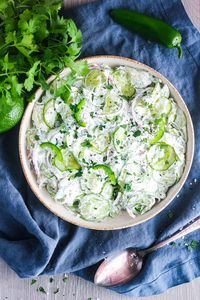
[110,8,183,58]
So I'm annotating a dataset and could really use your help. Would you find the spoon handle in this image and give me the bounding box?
[143,216,200,255]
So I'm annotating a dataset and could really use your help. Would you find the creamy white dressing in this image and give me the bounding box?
[26,64,187,222]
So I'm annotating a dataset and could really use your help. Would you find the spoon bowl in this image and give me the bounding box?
[94,249,143,287]
[94,216,200,287]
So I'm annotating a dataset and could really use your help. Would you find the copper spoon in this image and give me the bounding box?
[94,216,200,287]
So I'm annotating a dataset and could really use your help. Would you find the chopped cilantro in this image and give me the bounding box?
[74,169,83,178]
[170,242,176,246]
[55,84,71,103]
[49,277,54,283]
[0,1,85,133]
[106,84,113,90]
[63,276,69,283]
[31,279,37,285]
[74,131,78,139]
[134,204,143,213]
[187,240,198,251]
[121,95,132,101]
[99,124,105,130]
[37,287,46,294]
[133,130,141,137]
[81,140,92,148]
[167,211,174,219]
[124,183,132,192]
[54,288,59,294]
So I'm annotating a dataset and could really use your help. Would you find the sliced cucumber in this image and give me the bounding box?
[173,107,187,131]
[91,133,110,153]
[101,182,114,199]
[151,82,161,100]
[43,99,57,129]
[102,91,123,115]
[133,98,152,122]
[55,177,81,206]
[73,138,95,165]
[161,128,186,161]
[119,162,148,190]
[113,69,135,99]
[152,97,172,117]
[85,69,106,89]
[78,194,111,221]
[160,84,170,98]
[127,193,156,216]
[153,168,177,187]
[80,168,106,194]
[32,103,49,131]
[147,142,177,171]
[46,178,58,197]
[113,125,128,152]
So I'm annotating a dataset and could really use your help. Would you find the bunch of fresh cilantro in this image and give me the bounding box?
[0,0,87,133]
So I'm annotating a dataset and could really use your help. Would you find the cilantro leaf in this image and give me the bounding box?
[24,60,40,91]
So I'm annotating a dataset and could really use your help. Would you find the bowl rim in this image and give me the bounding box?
[19,55,195,230]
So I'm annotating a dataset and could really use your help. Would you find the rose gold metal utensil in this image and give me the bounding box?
[94,216,200,287]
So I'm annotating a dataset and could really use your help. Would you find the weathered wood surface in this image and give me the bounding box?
[1,259,200,300]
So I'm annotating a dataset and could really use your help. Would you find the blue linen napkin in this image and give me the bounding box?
[0,0,200,296]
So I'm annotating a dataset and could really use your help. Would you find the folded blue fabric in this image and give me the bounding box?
[0,0,200,297]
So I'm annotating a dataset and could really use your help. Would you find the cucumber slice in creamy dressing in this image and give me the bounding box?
[147,142,177,171]
[29,64,187,222]
[151,97,172,117]
[126,193,156,217]
[85,69,107,89]
[78,194,111,221]
[113,125,128,152]
[43,99,57,128]
[112,69,136,99]
[91,132,110,153]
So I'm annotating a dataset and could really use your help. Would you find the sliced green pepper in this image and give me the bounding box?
[110,9,183,58]
[71,99,86,127]
[40,142,65,171]
[92,164,117,185]
[149,117,166,145]
[40,142,81,171]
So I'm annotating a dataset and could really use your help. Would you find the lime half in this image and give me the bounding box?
[0,98,24,133]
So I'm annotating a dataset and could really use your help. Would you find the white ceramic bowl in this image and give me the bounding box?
[19,56,195,230]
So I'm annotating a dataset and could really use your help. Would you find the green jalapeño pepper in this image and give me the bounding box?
[70,99,86,127]
[92,164,117,185]
[40,142,81,171]
[110,9,183,58]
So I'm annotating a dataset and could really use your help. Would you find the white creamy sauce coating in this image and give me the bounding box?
[26,65,187,221]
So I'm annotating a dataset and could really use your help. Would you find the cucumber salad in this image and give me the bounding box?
[26,64,187,222]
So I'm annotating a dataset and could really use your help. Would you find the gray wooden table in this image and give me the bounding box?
[1,1,200,300]
[1,258,200,300]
